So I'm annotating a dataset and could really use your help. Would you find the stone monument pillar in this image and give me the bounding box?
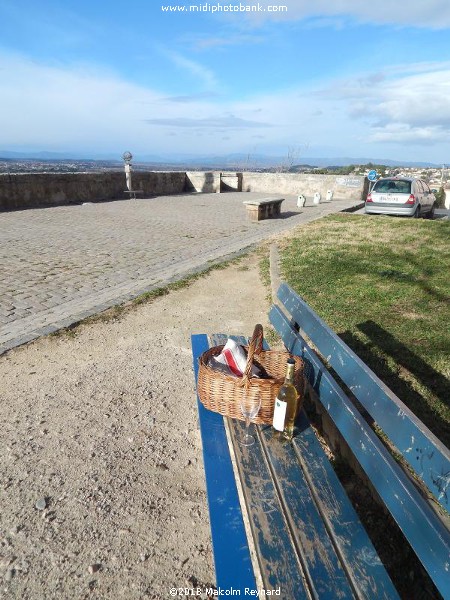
[122,151,134,198]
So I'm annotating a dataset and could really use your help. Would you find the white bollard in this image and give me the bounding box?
[297,194,306,208]
[326,190,333,201]
[313,192,321,205]
[445,189,450,210]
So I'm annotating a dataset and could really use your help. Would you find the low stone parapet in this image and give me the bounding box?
[0,171,187,211]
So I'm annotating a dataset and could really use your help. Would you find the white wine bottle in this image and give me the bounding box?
[272,358,299,441]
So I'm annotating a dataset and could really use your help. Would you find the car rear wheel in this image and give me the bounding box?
[426,204,435,220]
[413,206,420,218]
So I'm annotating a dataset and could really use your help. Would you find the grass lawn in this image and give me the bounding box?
[278,213,450,448]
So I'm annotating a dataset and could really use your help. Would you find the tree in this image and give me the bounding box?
[435,187,446,208]
[276,144,309,173]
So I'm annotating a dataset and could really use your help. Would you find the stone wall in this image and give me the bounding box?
[240,172,368,200]
[220,172,242,192]
[0,171,187,211]
[185,171,221,193]
[0,170,368,211]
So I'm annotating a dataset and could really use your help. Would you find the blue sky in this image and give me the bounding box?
[1,0,450,163]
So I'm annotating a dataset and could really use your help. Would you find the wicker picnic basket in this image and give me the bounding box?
[197,324,304,425]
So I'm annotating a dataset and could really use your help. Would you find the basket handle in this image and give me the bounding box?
[242,324,264,381]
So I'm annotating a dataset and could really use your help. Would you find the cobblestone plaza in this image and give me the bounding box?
[0,192,361,354]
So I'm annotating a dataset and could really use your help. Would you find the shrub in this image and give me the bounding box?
[434,187,446,208]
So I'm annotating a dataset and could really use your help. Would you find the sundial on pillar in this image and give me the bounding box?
[122,151,133,164]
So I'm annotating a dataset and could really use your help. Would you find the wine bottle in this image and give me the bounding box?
[272,358,299,441]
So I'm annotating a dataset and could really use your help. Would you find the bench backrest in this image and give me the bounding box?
[274,282,450,509]
[270,283,450,598]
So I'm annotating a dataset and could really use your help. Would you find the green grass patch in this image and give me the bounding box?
[279,213,450,446]
[258,248,271,290]
[257,243,274,306]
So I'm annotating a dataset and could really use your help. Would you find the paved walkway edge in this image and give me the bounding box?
[0,247,253,356]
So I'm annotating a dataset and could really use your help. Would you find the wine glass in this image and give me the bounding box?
[238,387,261,446]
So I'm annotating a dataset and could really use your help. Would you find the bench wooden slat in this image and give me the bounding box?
[257,424,374,599]
[277,282,450,509]
[270,304,450,598]
[228,419,311,598]
[191,334,256,590]
[291,411,399,599]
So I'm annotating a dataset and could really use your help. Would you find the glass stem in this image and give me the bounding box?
[245,417,250,438]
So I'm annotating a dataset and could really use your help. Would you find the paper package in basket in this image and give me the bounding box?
[208,338,261,378]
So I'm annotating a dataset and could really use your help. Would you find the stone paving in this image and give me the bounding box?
[0,192,362,354]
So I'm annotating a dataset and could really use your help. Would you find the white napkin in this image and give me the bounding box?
[210,338,260,378]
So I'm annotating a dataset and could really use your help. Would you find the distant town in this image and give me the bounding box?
[0,158,448,190]
[299,164,449,191]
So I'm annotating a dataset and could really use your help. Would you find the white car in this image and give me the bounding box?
[365,177,436,218]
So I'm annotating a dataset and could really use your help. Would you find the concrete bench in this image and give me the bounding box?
[243,197,284,221]
[191,283,450,597]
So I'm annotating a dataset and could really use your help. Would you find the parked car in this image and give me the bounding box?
[365,177,436,218]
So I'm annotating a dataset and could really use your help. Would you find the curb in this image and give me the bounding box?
[341,202,365,213]
[269,243,281,305]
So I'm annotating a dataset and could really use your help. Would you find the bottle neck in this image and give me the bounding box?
[284,362,295,385]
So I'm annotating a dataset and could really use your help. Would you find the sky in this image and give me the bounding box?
[0,0,450,164]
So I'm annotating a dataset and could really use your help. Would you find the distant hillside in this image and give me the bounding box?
[0,150,441,169]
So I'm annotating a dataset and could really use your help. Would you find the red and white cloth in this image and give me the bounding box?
[210,338,260,378]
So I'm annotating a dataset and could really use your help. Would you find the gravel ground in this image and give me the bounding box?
[0,252,269,600]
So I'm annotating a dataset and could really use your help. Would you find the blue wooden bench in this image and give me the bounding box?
[191,283,450,598]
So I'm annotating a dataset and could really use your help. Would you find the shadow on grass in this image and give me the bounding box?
[340,321,449,448]
[378,255,450,305]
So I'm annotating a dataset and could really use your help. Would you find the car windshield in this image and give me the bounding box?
[373,180,411,194]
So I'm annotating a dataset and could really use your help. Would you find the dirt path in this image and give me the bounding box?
[0,252,269,599]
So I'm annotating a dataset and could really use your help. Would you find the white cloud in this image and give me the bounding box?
[144,115,272,128]
[159,49,218,89]
[190,33,265,50]
[162,92,220,103]
[245,0,450,28]
[369,124,446,144]
[328,63,450,144]
[0,52,266,153]
[0,52,449,161]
